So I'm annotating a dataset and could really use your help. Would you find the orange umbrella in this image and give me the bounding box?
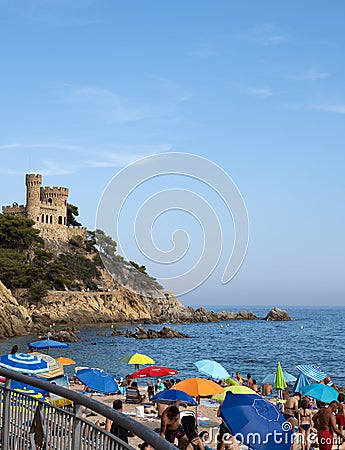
[56,357,76,366]
[173,377,224,397]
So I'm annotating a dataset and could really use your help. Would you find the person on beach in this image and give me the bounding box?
[246,373,253,389]
[235,372,243,385]
[283,392,301,428]
[251,379,260,393]
[105,399,134,444]
[262,383,273,396]
[10,345,18,354]
[313,401,344,450]
[336,394,345,435]
[160,404,189,450]
[298,398,313,450]
[138,442,153,450]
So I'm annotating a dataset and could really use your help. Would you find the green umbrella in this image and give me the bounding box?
[274,362,287,391]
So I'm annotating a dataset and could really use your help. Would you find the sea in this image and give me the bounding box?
[1,306,344,387]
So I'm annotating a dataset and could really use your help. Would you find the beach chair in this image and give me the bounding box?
[181,411,202,450]
[125,386,143,404]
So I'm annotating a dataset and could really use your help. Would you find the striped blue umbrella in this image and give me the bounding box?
[0,353,49,374]
[296,364,327,382]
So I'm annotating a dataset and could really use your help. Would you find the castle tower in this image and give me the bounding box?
[25,174,42,222]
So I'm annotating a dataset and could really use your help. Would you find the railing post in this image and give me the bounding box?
[1,379,11,449]
[72,402,83,450]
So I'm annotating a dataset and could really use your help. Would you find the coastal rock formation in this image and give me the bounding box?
[265,307,292,321]
[125,325,189,339]
[0,280,32,338]
[44,329,81,342]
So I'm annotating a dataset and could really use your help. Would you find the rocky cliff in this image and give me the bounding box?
[1,281,292,338]
[0,281,32,337]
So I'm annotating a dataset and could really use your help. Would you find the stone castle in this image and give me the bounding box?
[2,174,86,241]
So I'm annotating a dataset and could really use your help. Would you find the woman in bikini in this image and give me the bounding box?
[298,398,313,450]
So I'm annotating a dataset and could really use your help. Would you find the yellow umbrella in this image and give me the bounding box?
[119,353,155,370]
[56,357,76,366]
[173,378,224,397]
[212,385,256,402]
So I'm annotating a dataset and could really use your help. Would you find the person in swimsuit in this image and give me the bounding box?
[336,393,345,435]
[298,398,313,450]
[283,392,301,428]
[160,404,189,450]
[313,401,344,450]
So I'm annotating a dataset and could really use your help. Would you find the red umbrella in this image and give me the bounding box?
[129,365,178,379]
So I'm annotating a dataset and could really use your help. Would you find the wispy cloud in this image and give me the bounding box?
[0,142,173,176]
[60,81,190,124]
[288,70,330,81]
[245,87,273,98]
[241,23,290,45]
[61,86,150,123]
[309,104,345,114]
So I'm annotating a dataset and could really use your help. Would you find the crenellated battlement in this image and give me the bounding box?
[2,174,74,241]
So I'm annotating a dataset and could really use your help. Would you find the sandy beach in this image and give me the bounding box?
[71,382,222,448]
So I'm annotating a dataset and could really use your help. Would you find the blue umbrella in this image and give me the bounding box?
[262,371,297,385]
[0,353,49,374]
[28,339,69,350]
[301,384,338,403]
[293,373,310,394]
[151,389,198,406]
[220,393,293,450]
[194,359,230,380]
[76,368,119,394]
[296,364,327,382]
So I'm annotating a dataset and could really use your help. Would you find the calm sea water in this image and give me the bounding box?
[1,306,344,387]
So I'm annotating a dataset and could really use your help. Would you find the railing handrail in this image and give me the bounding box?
[0,367,176,450]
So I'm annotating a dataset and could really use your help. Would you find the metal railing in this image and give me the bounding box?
[0,368,176,450]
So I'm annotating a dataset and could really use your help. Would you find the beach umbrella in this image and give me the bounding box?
[274,362,287,391]
[32,352,64,379]
[76,368,119,394]
[0,353,49,374]
[194,359,230,380]
[151,389,198,406]
[293,372,310,394]
[129,365,178,379]
[119,353,154,370]
[300,384,338,403]
[212,385,255,402]
[262,371,297,385]
[28,339,69,351]
[220,392,293,450]
[296,364,327,382]
[173,378,224,397]
[56,357,76,366]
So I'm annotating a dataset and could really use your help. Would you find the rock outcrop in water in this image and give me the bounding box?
[125,325,190,339]
[265,307,292,321]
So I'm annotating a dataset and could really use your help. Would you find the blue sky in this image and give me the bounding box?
[0,0,344,306]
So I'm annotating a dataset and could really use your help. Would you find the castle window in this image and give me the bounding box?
[37,217,39,222]
[41,214,44,223]
[50,215,53,224]
[64,200,67,206]
[64,217,66,225]
[58,216,63,225]
[46,214,49,223]
[48,198,52,204]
